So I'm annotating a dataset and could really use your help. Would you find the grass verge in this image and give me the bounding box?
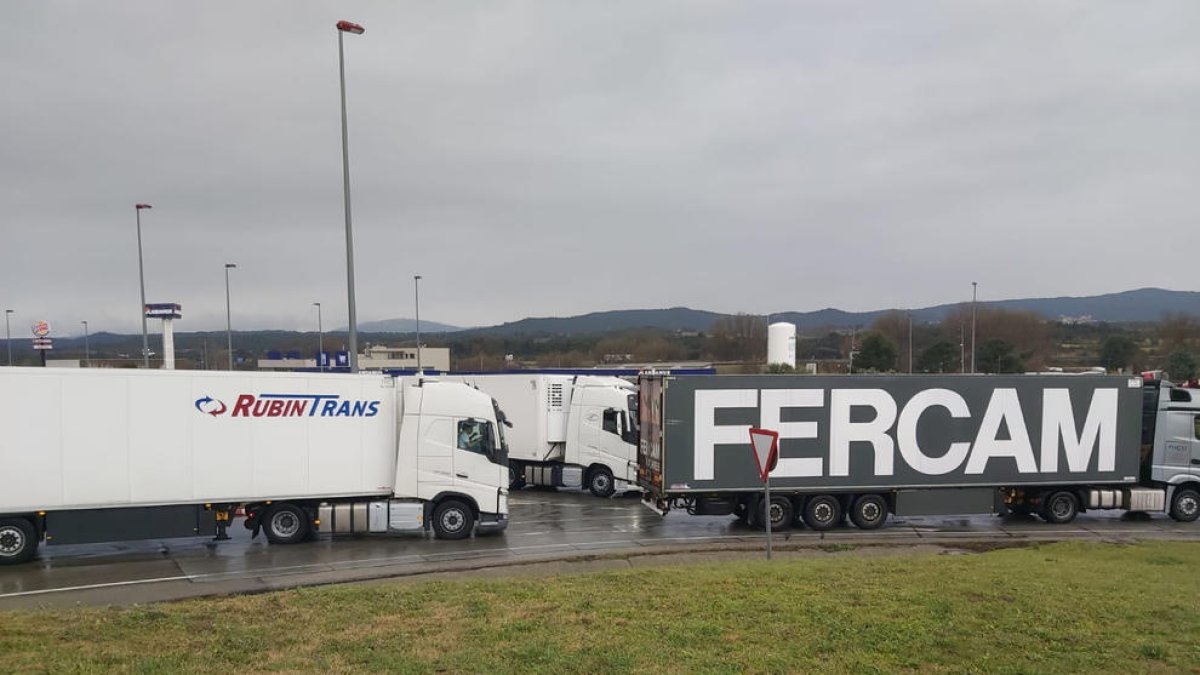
[2,541,1198,673]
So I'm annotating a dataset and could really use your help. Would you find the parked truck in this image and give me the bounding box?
[638,373,1200,530]
[441,374,638,497]
[0,368,510,565]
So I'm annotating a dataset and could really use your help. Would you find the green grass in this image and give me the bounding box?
[2,541,1199,673]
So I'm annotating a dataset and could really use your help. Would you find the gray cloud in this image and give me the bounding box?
[2,1,1197,337]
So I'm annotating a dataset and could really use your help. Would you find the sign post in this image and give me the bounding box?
[748,427,779,560]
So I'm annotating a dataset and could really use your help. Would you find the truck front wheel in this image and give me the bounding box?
[849,494,888,530]
[587,466,615,498]
[0,518,38,565]
[1169,487,1200,522]
[432,500,475,540]
[1041,491,1079,524]
[803,495,842,531]
[264,503,310,544]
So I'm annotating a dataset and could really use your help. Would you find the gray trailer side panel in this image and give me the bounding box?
[655,375,1142,493]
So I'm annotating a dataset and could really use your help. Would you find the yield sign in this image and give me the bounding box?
[748,427,779,483]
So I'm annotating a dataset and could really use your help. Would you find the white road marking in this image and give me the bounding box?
[0,575,192,598]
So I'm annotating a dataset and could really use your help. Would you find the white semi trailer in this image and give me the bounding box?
[441,374,638,497]
[0,368,510,565]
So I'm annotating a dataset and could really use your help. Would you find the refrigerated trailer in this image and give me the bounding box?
[637,374,1200,531]
[441,374,638,497]
[0,368,510,565]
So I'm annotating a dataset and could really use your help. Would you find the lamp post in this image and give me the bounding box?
[336,19,365,373]
[971,281,978,374]
[81,320,90,367]
[225,263,236,370]
[4,309,12,366]
[414,275,422,373]
[907,311,913,374]
[313,302,323,372]
[135,203,152,368]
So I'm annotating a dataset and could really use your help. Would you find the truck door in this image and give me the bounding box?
[1160,411,1196,477]
[1192,415,1200,475]
[453,418,504,509]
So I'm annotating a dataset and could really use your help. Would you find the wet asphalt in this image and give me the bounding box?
[2,489,1198,609]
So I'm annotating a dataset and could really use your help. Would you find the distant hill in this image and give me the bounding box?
[452,287,1200,336]
[344,318,462,333]
[462,307,726,336]
[775,287,1200,330]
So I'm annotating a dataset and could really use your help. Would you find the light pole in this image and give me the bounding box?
[313,302,324,372]
[959,323,965,374]
[4,309,12,366]
[135,203,152,368]
[414,275,422,373]
[225,263,236,370]
[337,19,365,373]
[971,281,978,374]
[81,320,90,367]
[907,311,913,374]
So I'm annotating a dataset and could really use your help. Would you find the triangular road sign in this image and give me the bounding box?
[748,427,779,483]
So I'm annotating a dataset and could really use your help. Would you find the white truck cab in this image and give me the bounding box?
[394,379,509,534]
[440,374,639,497]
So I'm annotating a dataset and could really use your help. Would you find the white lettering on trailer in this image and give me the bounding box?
[693,386,1121,479]
[760,388,824,477]
[1040,388,1117,473]
[829,389,896,477]
[694,389,757,480]
[897,388,972,475]
[964,388,1037,474]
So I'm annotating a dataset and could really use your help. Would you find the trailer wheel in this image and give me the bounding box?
[1041,491,1079,524]
[508,464,526,490]
[803,495,842,531]
[587,466,616,498]
[1169,487,1200,522]
[264,503,309,544]
[764,496,793,531]
[849,494,888,530]
[432,500,474,540]
[0,518,38,565]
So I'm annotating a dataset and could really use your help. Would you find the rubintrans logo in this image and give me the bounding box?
[194,394,381,418]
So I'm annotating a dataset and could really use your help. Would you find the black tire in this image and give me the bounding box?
[1008,504,1033,517]
[1041,491,1079,524]
[803,495,842,531]
[508,464,526,490]
[762,496,793,532]
[587,466,616,498]
[1169,487,1200,522]
[432,499,475,540]
[849,494,889,530]
[263,503,310,544]
[733,501,749,524]
[0,517,38,565]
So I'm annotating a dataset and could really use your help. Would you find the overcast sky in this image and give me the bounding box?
[2,2,1198,336]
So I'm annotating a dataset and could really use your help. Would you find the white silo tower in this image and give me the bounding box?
[767,322,797,369]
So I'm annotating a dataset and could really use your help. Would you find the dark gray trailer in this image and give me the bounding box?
[637,374,1200,530]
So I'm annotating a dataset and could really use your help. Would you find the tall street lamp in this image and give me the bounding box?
[135,203,152,368]
[313,302,323,372]
[336,19,365,373]
[414,275,422,373]
[907,311,913,374]
[81,320,90,367]
[971,281,978,374]
[5,309,12,366]
[225,263,237,370]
